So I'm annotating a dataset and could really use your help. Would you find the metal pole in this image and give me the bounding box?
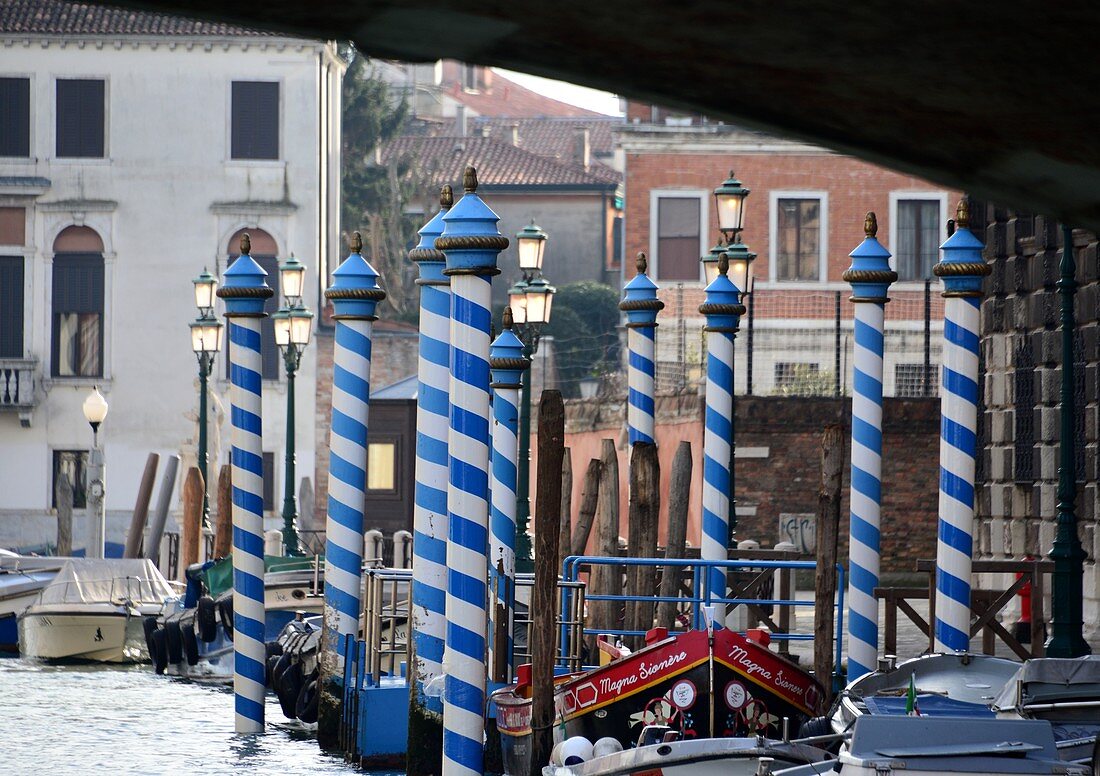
[281,351,303,556]
[515,355,533,573]
[198,358,211,528]
[437,166,506,776]
[924,279,932,397]
[835,290,842,397]
[87,432,106,559]
[746,291,755,396]
[842,212,896,680]
[408,188,451,760]
[700,255,744,620]
[932,200,990,653]
[489,309,527,680]
[620,253,663,445]
[217,232,273,733]
[1046,224,1090,658]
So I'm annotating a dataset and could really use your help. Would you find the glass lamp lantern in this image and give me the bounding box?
[523,275,556,325]
[288,307,314,347]
[713,171,750,236]
[701,242,727,285]
[279,254,306,307]
[273,308,292,348]
[82,386,109,429]
[190,316,225,355]
[724,241,757,298]
[516,221,548,272]
[508,278,530,325]
[193,268,217,317]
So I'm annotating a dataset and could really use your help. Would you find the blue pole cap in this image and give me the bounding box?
[490,307,530,388]
[217,232,274,316]
[619,253,664,327]
[934,199,990,297]
[324,231,386,320]
[437,166,509,275]
[699,255,745,332]
[843,212,898,303]
[409,186,453,285]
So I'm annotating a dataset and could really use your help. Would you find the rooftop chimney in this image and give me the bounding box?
[510,123,520,147]
[573,126,591,170]
[456,105,467,137]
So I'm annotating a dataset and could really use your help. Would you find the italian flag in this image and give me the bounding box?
[905,675,921,716]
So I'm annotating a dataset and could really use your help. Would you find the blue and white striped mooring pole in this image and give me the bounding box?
[217,233,274,733]
[842,213,897,680]
[436,166,508,776]
[321,233,386,667]
[488,308,528,681]
[933,199,989,653]
[620,253,664,445]
[409,187,452,721]
[699,255,745,618]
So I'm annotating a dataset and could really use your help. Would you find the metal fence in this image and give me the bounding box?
[653,282,943,399]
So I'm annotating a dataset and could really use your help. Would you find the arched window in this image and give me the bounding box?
[227,228,280,380]
[52,226,104,377]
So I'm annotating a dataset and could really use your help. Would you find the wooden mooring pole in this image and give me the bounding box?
[657,441,692,631]
[181,467,204,570]
[557,447,573,572]
[124,453,159,558]
[587,439,620,654]
[626,443,660,645]
[570,457,603,557]
[214,464,233,559]
[814,424,843,700]
[530,390,565,775]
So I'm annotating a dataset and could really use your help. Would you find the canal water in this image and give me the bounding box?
[0,656,364,774]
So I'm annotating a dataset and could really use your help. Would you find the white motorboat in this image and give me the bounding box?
[0,553,67,651]
[18,558,175,663]
[836,715,1089,776]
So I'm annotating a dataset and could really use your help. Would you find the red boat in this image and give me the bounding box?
[492,627,826,775]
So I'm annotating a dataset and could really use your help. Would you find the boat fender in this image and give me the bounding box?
[164,615,184,664]
[196,596,217,642]
[592,738,623,758]
[271,652,294,686]
[150,628,169,675]
[561,736,594,766]
[216,594,233,640]
[275,661,304,720]
[295,678,319,723]
[180,620,200,666]
[266,640,284,658]
[550,742,565,766]
[797,716,833,740]
[142,616,158,658]
[266,654,282,688]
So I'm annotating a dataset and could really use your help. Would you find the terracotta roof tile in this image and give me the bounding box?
[449,72,604,119]
[0,0,271,36]
[381,135,620,189]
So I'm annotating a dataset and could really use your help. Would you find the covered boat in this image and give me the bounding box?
[992,656,1100,764]
[18,558,175,662]
[0,553,66,652]
[495,626,826,775]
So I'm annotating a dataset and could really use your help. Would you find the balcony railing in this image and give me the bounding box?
[0,358,39,422]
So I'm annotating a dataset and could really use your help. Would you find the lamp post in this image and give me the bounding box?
[190,268,223,529]
[274,255,314,557]
[1046,224,1091,658]
[708,172,753,545]
[82,386,109,559]
[509,221,555,574]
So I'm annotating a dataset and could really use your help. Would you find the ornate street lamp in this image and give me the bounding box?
[723,240,757,301]
[190,267,223,529]
[701,241,726,286]
[82,386,109,559]
[275,257,314,557]
[510,222,556,573]
[713,170,750,242]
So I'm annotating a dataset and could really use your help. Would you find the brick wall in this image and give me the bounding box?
[977,209,1100,642]
[535,394,940,576]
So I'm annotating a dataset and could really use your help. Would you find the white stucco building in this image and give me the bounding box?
[0,0,343,553]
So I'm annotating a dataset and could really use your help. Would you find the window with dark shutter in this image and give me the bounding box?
[231,81,279,160]
[896,199,940,281]
[56,79,105,158]
[776,199,821,281]
[0,78,30,157]
[226,253,281,379]
[52,253,104,376]
[656,197,701,281]
[0,256,24,357]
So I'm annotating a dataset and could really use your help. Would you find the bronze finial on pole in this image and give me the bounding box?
[240,233,251,256]
[864,211,878,237]
[718,253,729,276]
[955,198,970,228]
[502,306,514,330]
[636,252,648,276]
[350,231,363,254]
[463,165,478,192]
[440,184,454,209]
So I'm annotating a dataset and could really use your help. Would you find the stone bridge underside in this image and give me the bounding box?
[125,0,1098,228]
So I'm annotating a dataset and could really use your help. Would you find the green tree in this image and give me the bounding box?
[341,48,423,318]
[543,281,622,398]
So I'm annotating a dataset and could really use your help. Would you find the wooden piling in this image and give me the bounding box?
[587,439,620,651]
[570,458,603,557]
[55,471,73,557]
[181,467,204,570]
[625,443,660,643]
[814,424,843,701]
[557,447,573,572]
[214,464,233,558]
[124,453,160,558]
[146,454,178,567]
[530,391,565,775]
[657,441,692,631]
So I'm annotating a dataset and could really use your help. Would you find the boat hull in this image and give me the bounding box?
[552,738,833,776]
[18,609,147,662]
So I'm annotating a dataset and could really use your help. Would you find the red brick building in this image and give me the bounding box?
[618,109,962,397]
